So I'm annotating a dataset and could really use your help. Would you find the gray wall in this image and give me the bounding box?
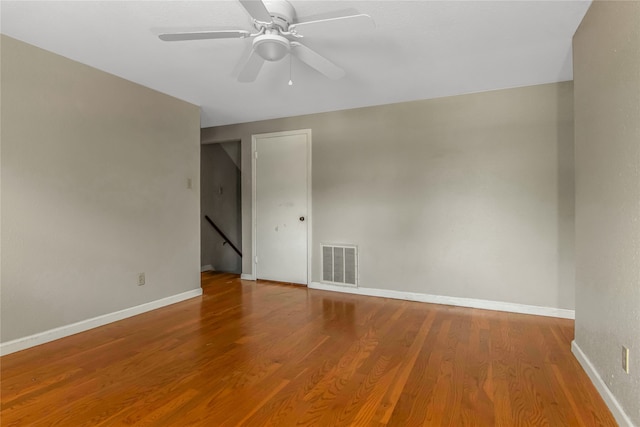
[1,36,201,343]
[202,81,575,310]
[200,142,242,273]
[573,1,640,424]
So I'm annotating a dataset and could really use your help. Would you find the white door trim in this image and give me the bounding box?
[251,129,312,285]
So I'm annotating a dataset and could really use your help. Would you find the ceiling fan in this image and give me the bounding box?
[158,0,375,83]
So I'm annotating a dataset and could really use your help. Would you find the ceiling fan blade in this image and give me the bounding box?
[159,30,250,42]
[239,0,273,24]
[289,14,374,38]
[238,50,266,82]
[291,43,345,80]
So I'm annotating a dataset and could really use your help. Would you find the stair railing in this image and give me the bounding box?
[204,215,242,257]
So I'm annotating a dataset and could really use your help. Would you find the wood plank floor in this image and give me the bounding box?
[1,272,616,426]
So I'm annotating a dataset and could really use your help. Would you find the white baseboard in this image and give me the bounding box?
[308,282,575,319]
[201,264,214,272]
[241,273,256,280]
[571,341,635,427]
[0,288,203,357]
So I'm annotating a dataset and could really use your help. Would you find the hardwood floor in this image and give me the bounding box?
[1,272,616,426]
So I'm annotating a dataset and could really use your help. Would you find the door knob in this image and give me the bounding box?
[299,216,305,222]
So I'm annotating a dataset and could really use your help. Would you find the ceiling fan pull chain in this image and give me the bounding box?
[288,53,293,86]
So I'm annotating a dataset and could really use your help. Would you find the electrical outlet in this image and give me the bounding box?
[138,273,146,286]
[622,346,629,374]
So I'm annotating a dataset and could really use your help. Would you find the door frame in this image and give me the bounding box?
[251,129,312,285]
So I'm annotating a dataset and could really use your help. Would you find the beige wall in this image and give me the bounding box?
[1,36,201,342]
[573,1,640,425]
[203,81,575,310]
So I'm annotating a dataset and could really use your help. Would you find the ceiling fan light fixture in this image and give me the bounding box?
[253,34,290,61]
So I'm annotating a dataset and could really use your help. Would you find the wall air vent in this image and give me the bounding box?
[321,244,358,287]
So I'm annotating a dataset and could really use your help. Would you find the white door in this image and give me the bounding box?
[253,130,310,284]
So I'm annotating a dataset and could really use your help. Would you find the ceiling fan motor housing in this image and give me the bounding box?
[251,1,296,61]
[263,0,295,30]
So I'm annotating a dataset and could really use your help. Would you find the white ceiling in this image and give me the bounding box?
[1,0,591,128]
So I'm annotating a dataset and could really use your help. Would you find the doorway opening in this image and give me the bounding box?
[201,141,242,274]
